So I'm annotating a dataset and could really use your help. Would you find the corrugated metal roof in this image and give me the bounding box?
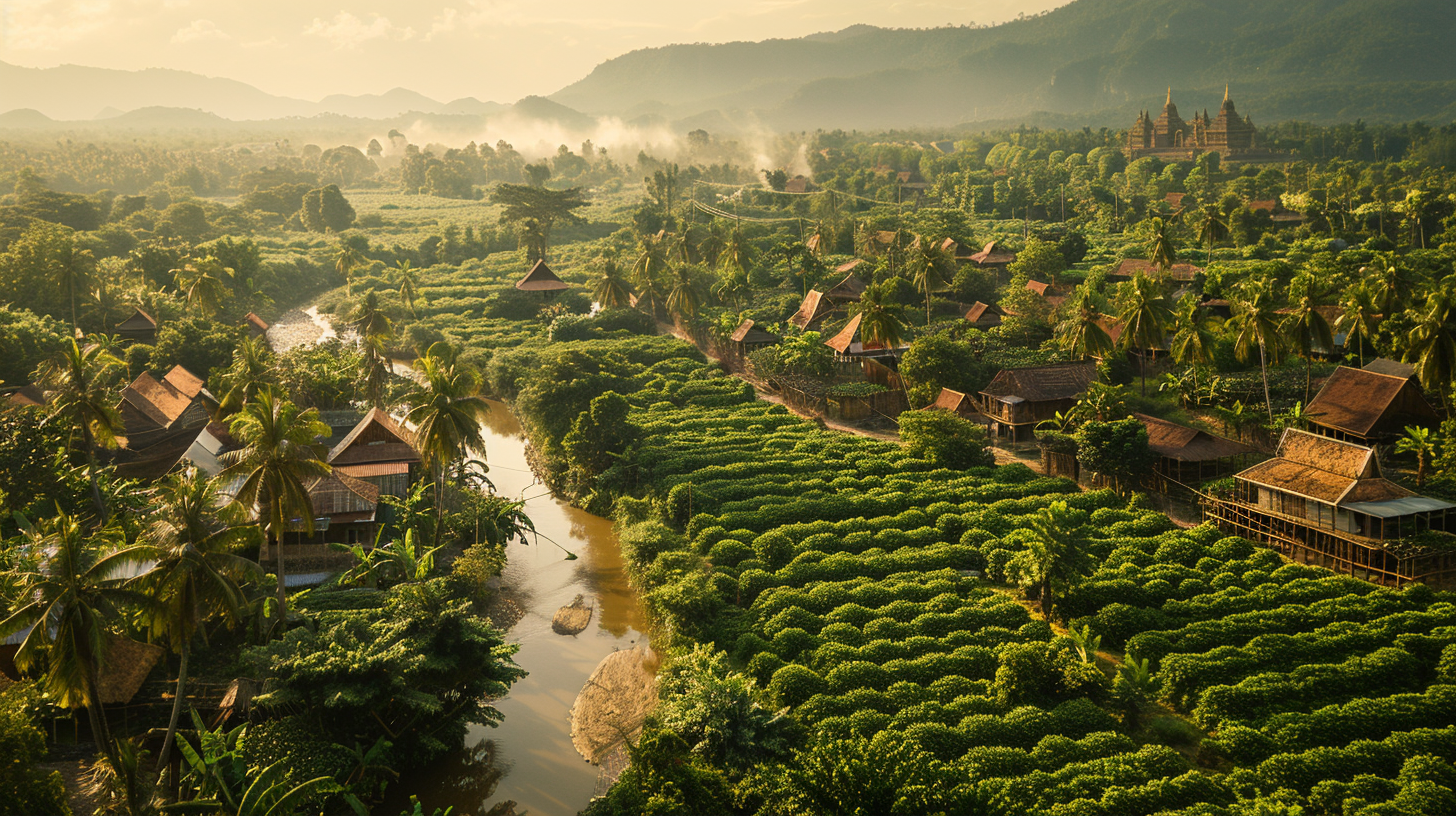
[1345,496,1456,518]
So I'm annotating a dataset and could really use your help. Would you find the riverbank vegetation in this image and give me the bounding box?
[3,113,1456,814]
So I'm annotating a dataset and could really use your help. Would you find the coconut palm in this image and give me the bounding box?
[850,283,908,352]
[333,243,366,296]
[1337,282,1382,366]
[1169,294,1217,399]
[0,514,152,772]
[1117,272,1173,396]
[1228,279,1285,423]
[695,221,728,268]
[1055,286,1114,361]
[1404,287,1456,412]
[51,241,96,336]
[222,390,331,622]
[217,336,279,417]
[905,238,956,325]
[350,289,394,408]
[720,227,754,288]
[393,259,420,317]
[172,258,231,319]
[1280,290,1335,404]
[38,338,126,522]
[133,470,262,771]
[1395,425,1436,488]
[1363,254,1409,316]
[1004,501,1094,622]
[665,263,701,321]
[1147,217,1177,272]
[590,255,632,309]
[405,343,492,540]
[1194,206,1229,266]
[630,233,670,319]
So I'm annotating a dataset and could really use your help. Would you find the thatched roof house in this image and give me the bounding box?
[824,313,906,358]
[834,259,867,275]
[926,388,981,420]
[729,319,781,353]
[3,385,44,409]
[115,307,157,344]
[978,362,1097,442]
[824,273,868,304]
[97,635,165,705]
[1134,413,1256,483]
[789,290,835,331]
[969,241,1016,270]
[1109,259,1203,283]
[964,302,1004,330]
[515,260,570,295]
[1363,358,1417,382]
[1305,366,1437,446]
[244,312,270,339]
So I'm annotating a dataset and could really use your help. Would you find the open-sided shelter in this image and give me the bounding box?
[515,259,570,298]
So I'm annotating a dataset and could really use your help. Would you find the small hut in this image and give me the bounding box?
[515,260,570,299]
[825,313,906,359]
[244,312,270,340]
[964,302,1004,330]
[926,388,981,421]
[978,362,1097,443]
[969,241,1017,277]
[1108,258,1203,284]
[834,259,867,276]
[115,307,157,344]
[1363,358,1417,382]
[328,408,421,498]
[3,385,44,410]
[729,319,781,357]
[824,273,868,304]
[789,290,835,331]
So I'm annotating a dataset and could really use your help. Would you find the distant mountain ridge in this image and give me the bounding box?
[0,61,502,122]
[551,0,1456,129]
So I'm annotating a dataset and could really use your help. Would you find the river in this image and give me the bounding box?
[270,310,650,816]
[383,402,651,816]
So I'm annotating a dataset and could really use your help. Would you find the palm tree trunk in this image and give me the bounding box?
[1305,357,1312,405]
[1259,342,1274,424]
[85,668,118,769]
[155,644,189,772]
[81,426,107,524]
[271,519,289,627]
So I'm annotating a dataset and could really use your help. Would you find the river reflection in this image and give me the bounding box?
[384,400,649,816]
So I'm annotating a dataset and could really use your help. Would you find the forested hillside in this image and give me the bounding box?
[551,0,1456,129]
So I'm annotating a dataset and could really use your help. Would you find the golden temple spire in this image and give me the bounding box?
[1224,83,1231,102]
[1166,87,1173,106]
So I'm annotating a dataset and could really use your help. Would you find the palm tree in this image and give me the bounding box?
[1004,501,1094,622]
[52,241,96,337]
[630,233,670,319]
[1194,206,1229,266]
[1395,425,1436,488]
[1055,286,1114,361]
[590,255,632,309]
[696,221,728,268]
[134,470,261,771]
[38,338,126,522]
[222,390,331,622]
[665,263,701,321]
[1228,279,1285,423]
[1337,282,1382,366]
[1117,272,1173,396]
[1280,290,1335,403]
[1363,254,1408,317]
[905,238,955,325]
[217,337,279,416]
[393,260,420,317]
[518,217,548,262]
[1170,294,1216,376]
[333,243,366,296]
[850,283,908,352]
[719,227,754,291]
[405,344,492,540]
[1147,217,1177,272]
[0,515,152,772]
[172,258,230,319]
[350,289,394,408]
[1404,287,1456,412]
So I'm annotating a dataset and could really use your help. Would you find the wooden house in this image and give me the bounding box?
[300,471,382,547]
[964,302,1004,330]
[113,370,216,480]
[515,259,570,298]
[926,388,982,421]
[1205,429,1456,587]
[824,313,907,360]
[824,273,868,304]
[1305,366,1438,447]
[789,290,835,331]
[1135,413,1257,485]
[1024,280,1067,312]
[162,364,219,414]
[729,319,781,357]
[1363,358,1417,382]
[327,408,421,499]
[977,362,1097,442]
[969,241,1017,279]
[115,307,157,344]
[1109,258,1203,284]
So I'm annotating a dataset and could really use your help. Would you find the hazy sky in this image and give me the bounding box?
[1,0,1067,102]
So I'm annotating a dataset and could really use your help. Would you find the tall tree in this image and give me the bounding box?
[1395,425,1436,488]
[216,336,279,416]
[851,283,908,352]
[350,289,394,409]
[134,471,261,771]
[1117,272,1173,396]
[1146,216,1177,272]
[1404,286,1456,412]
[665,263,701,321]
[1169,294,1217,399]
[1280,289,1335,403]
[491,184,589,260]
[590,255,632,310]
[172,257,230,319]
[38,338,125,522]
[1194,206,1229,266]
[0,515,151,774]
[405,343,492,540]
[905,238,955,326]
[333,243,366,296]
[1005,501,1094,622]
[1229,279,1285,422]
[1055,286,1114,361]
[222,390,331,623]
[1337,281,1382,366]
[393,259,420,317]
[630,232,671,319]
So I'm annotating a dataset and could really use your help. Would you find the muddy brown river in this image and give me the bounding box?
[382,400,650,816]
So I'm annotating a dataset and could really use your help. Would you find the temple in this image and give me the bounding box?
[1126,86,1267,160]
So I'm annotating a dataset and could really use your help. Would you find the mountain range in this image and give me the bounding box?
[3,0,1455,134]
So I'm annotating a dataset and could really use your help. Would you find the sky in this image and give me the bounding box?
[0,0,1068,102]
